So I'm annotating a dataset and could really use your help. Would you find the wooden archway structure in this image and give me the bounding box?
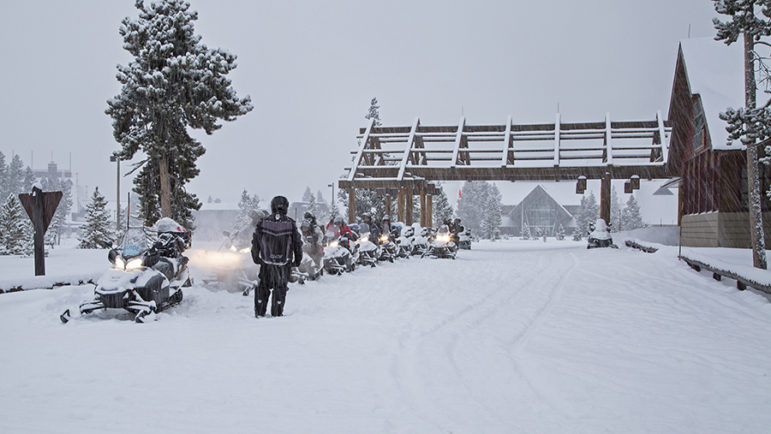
[339,112,673,227]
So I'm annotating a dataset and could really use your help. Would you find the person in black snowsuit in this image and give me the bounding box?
[251,196,303,317]
[361,214,381,241]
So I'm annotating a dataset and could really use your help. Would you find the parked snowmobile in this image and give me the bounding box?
[411,226,431,256]
[354,223,379,267]
[586,218,617,249]
[457,229,472,250]
[395,225,414,258]
[323,230,356,275]
[424,225,457,259]
[290,252,323,284]
[60,223,189,324]
[377,231,397,263]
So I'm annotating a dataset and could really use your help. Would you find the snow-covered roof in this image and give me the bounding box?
[677,38,746,150]
[197,202,240,212]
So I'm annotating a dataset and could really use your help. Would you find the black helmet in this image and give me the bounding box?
[362,214,371,222]
[334,215,344,225]
[270,196,289,215]
[454,218,461,224]
[383,215,391,221]
[444,218,451,226]
[304,211,314,220]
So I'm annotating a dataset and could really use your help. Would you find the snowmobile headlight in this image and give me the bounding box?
[329,241,339,248]
[437,234,450,243]
[379,234,388,243]
[114,257,126,270]
[239,247,250,253]
[230,245,237,252]
[125,258,143,270]
[359,236,369,243]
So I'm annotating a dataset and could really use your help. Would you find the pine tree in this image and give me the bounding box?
[315,190,329,221]
[106,0,253,228]
[22,167,35,193]
[621,194,645,231]
[302,186,314,203]
[521,224,531,240]
[457,181,495,234]
[714,0,771,269]
[432,185,454,228]
[338,188,391,222]
[610,187,622,233]
[306,194,320,220]
[237,189,261,226]
[0,151,7,204]
[480,187,502,239]
[7,154,24,196]
[574,191,599,238]
[556,224,566,240]
[0,194,33,255]
[365,97,382,127]
[78,188,115,249]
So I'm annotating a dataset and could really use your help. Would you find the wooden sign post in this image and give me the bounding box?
[19,187,63,276]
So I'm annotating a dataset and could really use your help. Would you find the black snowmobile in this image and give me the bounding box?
[60,221,190,324]
[586,218,618,249]
[423,225,457,259]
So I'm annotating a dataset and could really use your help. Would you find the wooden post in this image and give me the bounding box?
[426,194,433,228]
[406,191,414,225]
[398,188,405,222]
[600,172,611,225]
[385,193,392,219]
[419,189,426,227]
[348,187,356,224]
[19,187,62,276]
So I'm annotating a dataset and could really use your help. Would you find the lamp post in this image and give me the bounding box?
[110,154,120,231]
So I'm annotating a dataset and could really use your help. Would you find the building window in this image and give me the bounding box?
[525,208,556,236]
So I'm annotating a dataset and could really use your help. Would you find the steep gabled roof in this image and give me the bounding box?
[676,38,745,150]
[509,185,574,222]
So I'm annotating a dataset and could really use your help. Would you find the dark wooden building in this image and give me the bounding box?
[668,38,771,248]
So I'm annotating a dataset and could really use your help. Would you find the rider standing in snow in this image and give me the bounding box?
[300,218,324,266]
[361,214,381,240]
[382,215,394,238]
[251,196,303,318]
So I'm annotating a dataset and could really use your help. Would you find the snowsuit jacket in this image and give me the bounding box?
[252,213,303,267]
[363,220,381,240]
[326,221,357,241]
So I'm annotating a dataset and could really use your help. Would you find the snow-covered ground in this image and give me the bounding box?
[1,239,771,433]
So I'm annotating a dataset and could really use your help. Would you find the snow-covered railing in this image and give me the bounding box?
[0,273,99,294]
[344,114,673,183]
[625,240,659,253]
[680,256,771,294]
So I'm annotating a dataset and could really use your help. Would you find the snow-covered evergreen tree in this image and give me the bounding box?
[0,194,33,255]
[610,187,622,233]
[106,0,252,228]
[556,224,566,240]
[236,189,260,226]
[40,176,73,248]
[338,188,391,223]
[302,187,314,203]
[22,167,35,193]
[457,181,496,234]
[479,185,502,239]
[714,0,771,268]
[432,185,454,228]
[573,192,599,238]
[0,152,7,204]
[306,194,320,220]
[621,194,645,231]
[521,224,531,240]
[7,154,24,196]
[365,97,382,127]
[78,188,115,249]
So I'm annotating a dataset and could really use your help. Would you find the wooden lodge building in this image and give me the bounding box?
[668,38,771,248]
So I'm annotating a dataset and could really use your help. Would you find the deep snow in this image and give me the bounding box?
[1,240,771,433]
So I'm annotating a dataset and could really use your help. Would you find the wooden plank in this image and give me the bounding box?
[604,112,613,165]
[500,115,512,167]
[347,118,376,181]
[450,116,466,168]
[553,112,561,167]
[657,110,669,163]
[396,118,420,180]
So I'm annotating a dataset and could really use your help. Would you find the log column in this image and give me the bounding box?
[348,187,356,224]
[385,193,392,219]
[405,190,414,225]
[600,172,611,225]
[426,194,433,228]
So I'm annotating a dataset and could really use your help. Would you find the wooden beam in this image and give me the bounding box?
[656,110,669,164]
[419,189,426,227]
[405,192,413,225]
[554,112,561,167]
[427,194,433,227]
[397,118,420,180]
[500,115,512,167]
[451,116,466,168]
[347,118,376,181]
[600,172,611,225]
[385,193,392,219]
[397,188,406,222]
[604,112,613,165]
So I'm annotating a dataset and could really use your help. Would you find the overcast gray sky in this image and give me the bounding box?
[0,0,718,221]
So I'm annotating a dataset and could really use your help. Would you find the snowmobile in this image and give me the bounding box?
[586,218,618,249]
[457,229,472,250]
[354,223,379,267]
[377,231,397,263]
[411,226,431,256]
[60,223,189,324]
[394,224,413,258]
[290,252,323,284]
[197,215,261,296]
[322,230,356,275]
[423,225,457,259]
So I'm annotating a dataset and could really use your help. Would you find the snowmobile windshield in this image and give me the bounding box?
[438,225,450,235]
[359,223,370,234]
[120,227,148,258]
